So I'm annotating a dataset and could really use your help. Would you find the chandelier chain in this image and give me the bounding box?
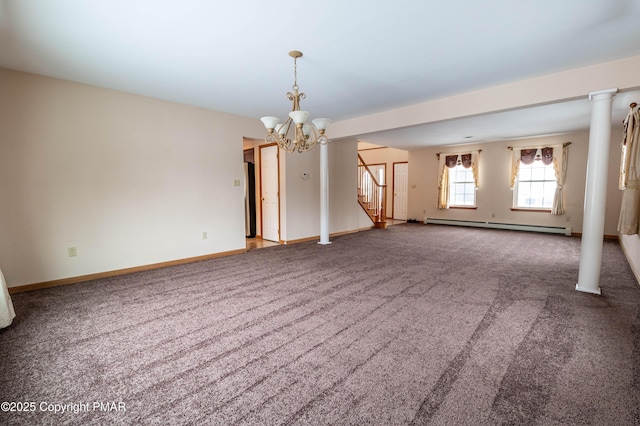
[292,56,298,91]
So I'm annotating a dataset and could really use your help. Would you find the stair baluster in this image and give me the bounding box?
[357,154,387,229]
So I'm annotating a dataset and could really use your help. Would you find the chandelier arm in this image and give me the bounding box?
[294,121,318,153]
[276,117,295,153]
[286,91,306,112]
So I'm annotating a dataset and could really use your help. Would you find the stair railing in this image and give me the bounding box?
[357,154,387,225]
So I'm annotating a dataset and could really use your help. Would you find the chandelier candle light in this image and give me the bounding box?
[260,51,330,153]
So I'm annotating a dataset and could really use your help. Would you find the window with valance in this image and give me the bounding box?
[438,152,479,209]
[510,144,570,214]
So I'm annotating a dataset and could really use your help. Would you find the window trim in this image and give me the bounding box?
[448,163,476,208]
[512,159,557,210]
[511,208,552,213]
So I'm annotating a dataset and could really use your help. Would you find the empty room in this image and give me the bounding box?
[2,1,640,424]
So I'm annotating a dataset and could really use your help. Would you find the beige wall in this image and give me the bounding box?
[236,136,374,242]
[620,234,640,282]
[281,147,319,241]
[331,139,376,232]
[281,138,370,242]
[0,71,374,287]
[407,129,624,235]
[0,69,264,287]
[2,67,638,288]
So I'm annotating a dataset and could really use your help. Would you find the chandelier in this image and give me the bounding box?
[260,51,330,153]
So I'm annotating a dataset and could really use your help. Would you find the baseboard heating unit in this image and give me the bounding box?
[424,218,571,236]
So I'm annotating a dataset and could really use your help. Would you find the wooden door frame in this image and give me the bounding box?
[258,143,280,241]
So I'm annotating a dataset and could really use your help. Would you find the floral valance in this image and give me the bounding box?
[444,153,472,169]
[520,147,553,165]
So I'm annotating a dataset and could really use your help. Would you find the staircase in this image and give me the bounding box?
[358,153,387,229]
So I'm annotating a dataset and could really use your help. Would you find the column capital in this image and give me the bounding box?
[589,88,618,100]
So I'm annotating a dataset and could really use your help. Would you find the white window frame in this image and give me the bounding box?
[448,163,476,207]
[513,159,557,210]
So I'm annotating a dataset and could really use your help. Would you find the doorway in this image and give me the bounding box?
[244,149,256,238]
[260,144,280,242]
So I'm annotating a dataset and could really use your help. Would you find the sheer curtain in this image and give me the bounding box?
[437,154,453,209]
[1,267,16,329]
[552,143,570,215]
[618,104,640,235]
[437,152,479,209]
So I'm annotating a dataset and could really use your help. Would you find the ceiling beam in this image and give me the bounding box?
[331,55,640,139]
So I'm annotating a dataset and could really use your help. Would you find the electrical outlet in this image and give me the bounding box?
[233,179,241,187]
[202,232,208,240]
[67,247,77,257]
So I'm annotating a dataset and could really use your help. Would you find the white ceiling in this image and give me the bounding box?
[1,0,640,150]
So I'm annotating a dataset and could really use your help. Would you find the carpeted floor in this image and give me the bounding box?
[1,224,639,425]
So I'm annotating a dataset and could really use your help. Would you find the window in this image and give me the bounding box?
[438,152,479,210]
[514,158,557,209]
[449,164,476,207]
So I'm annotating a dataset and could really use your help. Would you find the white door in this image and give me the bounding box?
[260,145,279,242]
[393,162,408,220]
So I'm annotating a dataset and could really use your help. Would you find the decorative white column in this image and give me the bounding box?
[318,140,331,245]
[576,88,617,295]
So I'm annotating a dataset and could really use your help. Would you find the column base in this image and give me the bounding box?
[318,241,332,246]
[575,283,602,295]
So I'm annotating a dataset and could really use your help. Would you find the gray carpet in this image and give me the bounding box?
[1,224,639,425]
